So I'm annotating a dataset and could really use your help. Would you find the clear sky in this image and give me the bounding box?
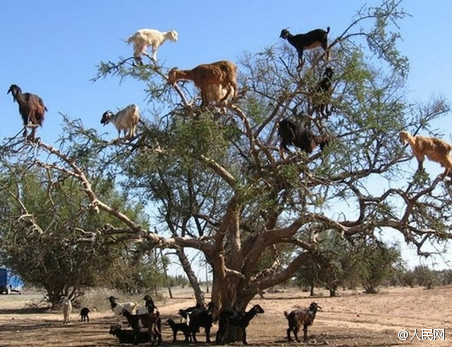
[1,1,451,273]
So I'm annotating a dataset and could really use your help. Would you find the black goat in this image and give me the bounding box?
[313,67,334,116]
[79,307,90,322]
[277,119,329,158]
[216,304,265,345]
[179,302,216,343]
[122,308,162,345]
[280,27,330,69]
[166,318,191,343]
[284,302,322,342]
[109,325,151,344]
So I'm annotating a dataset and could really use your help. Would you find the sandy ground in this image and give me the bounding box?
[0,286,451,346]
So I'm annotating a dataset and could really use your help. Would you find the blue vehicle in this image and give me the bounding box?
[0,268,23,294]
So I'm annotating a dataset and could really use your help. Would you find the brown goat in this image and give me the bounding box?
[167,60,237,107]
[7,84,47,139]
[399,130,452,178]
[284,302,321,342]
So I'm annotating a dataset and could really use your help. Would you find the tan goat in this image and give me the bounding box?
[167,60,237,107]
[399,130,452,177]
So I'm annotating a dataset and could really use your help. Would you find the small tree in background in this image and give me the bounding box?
[0,169,151,306]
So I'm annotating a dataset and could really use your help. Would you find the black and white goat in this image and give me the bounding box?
[284,302,322,342]
[107,296,138,325]
[179,302,216,343]
[278,118,329,158]
[280,27,330,70]
[100,104,140,140]
[216,304,265,345]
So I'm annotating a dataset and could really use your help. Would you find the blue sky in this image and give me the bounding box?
[1,1,451,272]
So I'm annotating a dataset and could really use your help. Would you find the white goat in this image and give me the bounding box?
[108,296,138,325]
[127,28,178,63]
[100,104,140,139]
[61,296,72,324]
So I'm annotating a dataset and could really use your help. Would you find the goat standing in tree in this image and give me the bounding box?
[399,130,452,178]
[7,84,47,139]
[167,60,237,107]
[313,67,334,116]
[280,27,330,70]
[278,118,329,159]
[127,28,178,64]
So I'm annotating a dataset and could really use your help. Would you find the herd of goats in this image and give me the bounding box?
[6,25,452,179]
[61,294,321,345]
[6,22,452,345]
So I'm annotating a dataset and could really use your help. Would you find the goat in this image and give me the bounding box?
[179,302,216,343]
[313,67,334,116]
[60,296,72,324]
[7,84,47,139]
[107,296,138,325]
[166,318,191,343]
[284,302,321,342]
[101,104,140,140]
[136,294,158,315]
[122,308,162,345]
[278,118,329,158]
[400,130,452,178]
[127,28,178,64]
[80,307,90,322]
[109,324,151,344]
[167,60,237,107]
[280,27,330,70]
[216,304,265,345]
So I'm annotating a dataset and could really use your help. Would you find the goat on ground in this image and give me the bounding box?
[179,301,216,343]
[278,118,329,159]
[7,84,47,139]
[127,28,178,64]
[80,307,90,322]
[109,324,151,344]
[280,27,330,70]
[216,304,265,345]
[166,318,191,343]
[60,296,72,324]
[101,104,140,140]
[136,294,158,315]
[122,308,162,345]
[107,295,138,325]
[399,130,452,178]
[313,67,334,116]
[167,60,237,107]
[284,302,321,342]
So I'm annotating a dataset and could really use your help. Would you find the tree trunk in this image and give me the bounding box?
[177,249,205,304]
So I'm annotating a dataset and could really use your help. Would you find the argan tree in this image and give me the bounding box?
[1,0,452,342]
[0,166,151,306]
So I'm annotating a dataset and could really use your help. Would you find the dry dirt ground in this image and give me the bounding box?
[0,286,451,346]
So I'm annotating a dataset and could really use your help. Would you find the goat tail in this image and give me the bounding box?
[326,26,330,33]
[284,311,289,319]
